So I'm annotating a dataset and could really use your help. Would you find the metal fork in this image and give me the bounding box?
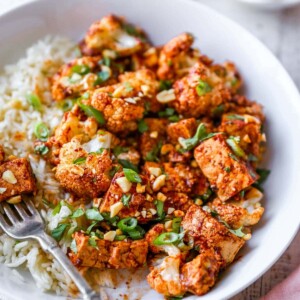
[0,200,100,300]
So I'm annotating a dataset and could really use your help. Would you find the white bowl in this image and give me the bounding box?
[0,0,300,299]
[234,0,300,9]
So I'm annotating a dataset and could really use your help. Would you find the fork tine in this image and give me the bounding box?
[25,200,37,215]
[14,203,29,219]
[2,203,19,224]
[0,211,9,227]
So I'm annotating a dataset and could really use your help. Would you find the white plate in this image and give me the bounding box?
[0,0,300,299]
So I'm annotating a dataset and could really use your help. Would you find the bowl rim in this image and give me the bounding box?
[0,0,299,299]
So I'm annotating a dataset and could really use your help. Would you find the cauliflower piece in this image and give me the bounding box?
[181,249,220,296]
[147,255,184,297]
[182,205,245,266]
[194,134,258,201]
[157,33,200,80]
[69,232,148,269]
[167,118,197,144]
[99,172,156,222]
[0,158,36,202]
[55,137,113,198]
[50,109,98,148]
[170,62,232,118]
[0,145,5,164]
[219,113,265,159]
[82,15,148,57]
[209,187,264,229]
[51,56,110,101]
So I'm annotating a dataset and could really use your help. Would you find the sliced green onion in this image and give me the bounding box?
[99,57,111,67]
[153,232,179,245]
[34,144,49,156]
[159,80,172,91]
[124,82,133,92]
[78,101,105,125]
[52,202,62,216]
[121,194,131,207]
[127,225,145,240]
[145,140,162,162]
[226,137,247,159]
[71,64,90,75]
[86,221,97,234]
[229,226,246,238]
[73,157,86,165]
[114,235,127,241]
[61,99,76,112]
[88,237,99,249]
[155,200,164,219]
[172,217,182,233]
[225,114,245,121]
[26,93,42,111]
[123,168,142,183]
[200,188,213,202]
[34,122,49,142]
[109,165,120,178]
[196,80,212,96]
[101,212,119,226]
[117,217,138,232]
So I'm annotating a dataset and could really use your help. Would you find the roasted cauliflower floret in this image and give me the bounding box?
[69,231,148,269]
[157,33,200,80]
[170,62,233,118]
[50,109,98,148]
[55,137,113,198]
[209,187,264,229]
[0,157,36,202]
[82,15,148,57]
[194,134,258,201]
[181,249,220,296]
[219,113,265,159]
[51,56,111,101]
[182,205,245,266]
[147,255,184,297]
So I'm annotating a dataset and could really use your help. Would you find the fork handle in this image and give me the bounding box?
[35,232,100,300]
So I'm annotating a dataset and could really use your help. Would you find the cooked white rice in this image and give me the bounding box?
[0,36,79,295]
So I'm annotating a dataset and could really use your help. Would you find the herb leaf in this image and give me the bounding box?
[229,226,246,238]
[94,71,110,86]
[118,159,139,172]
[71,208,85,218]
[85,208,104,221]
[78,101,105,125]
[121,194,131,207]
[138,119,148,133]
[73,157,86,165]
[123,168,142,183]
[51,224,69,241]
[145,140,162,162]
[70,239,78,253]
[71,64,90,75]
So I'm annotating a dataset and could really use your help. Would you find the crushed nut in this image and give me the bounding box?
[116,177,132,193]
[164,220,173,230]
[135,211,141,217]
[110,201,124,218]
[243,233,252,241]
[160,144,173,155]
[7,195,22,204]
[174,210,185,217]
[0,187,7,194]
[190,160,198,168]
[70,166,85,177]
[104,231,116,241]
[150,131,158,138]
[157,192,167,202]
[156,89,176,103]
[149,208,157,215]
[136,183,146,193]
[194,199,203,206]
[243,134,251,143]
[2,170,17,184]
[167,207,175,215]
[152,174,166,191]
[148,167,162,177]
[141,210,147,218]
[93,198,102,208]
[146,194,153,202]
[116,229,123,235]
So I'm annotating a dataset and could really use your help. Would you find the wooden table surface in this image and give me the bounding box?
[0,1,299,299]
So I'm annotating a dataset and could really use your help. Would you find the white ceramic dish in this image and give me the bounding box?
[0,0,300,299]
[234,0,300,9]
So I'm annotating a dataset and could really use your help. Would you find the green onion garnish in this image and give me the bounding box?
[71,64,90,75]
[121,194,131,207]
[196,80,212,96]
[226,137,247,159]
[153,232,179,245]
[26,93,42,111]
[123,168,142,183]
[73,157,86,165]
[34,122,49,142]
[78,101,105,125]
[117,217,138,232]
